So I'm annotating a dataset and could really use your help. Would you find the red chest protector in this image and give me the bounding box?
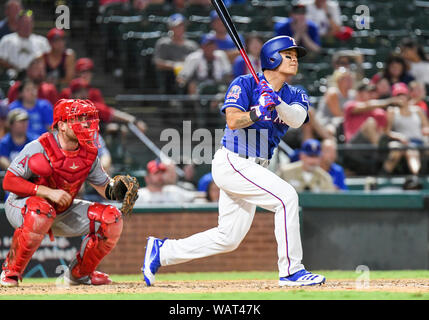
[35,132,98,212]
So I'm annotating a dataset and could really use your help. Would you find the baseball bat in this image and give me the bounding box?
[211,0,260,84]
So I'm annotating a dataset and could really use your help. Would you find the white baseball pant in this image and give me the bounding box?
[159,147,304,277]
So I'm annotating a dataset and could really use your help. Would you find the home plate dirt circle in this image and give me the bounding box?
[1,279,429,296]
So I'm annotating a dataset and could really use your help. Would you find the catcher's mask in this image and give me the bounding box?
[52,99,100,149]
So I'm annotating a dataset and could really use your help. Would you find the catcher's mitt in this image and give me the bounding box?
[107,175,139,216]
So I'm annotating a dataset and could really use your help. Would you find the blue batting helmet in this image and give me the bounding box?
[260,36,307,70]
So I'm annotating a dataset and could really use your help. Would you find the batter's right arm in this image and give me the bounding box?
[225,108,255,130]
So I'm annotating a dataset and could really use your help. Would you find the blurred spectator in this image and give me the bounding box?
[135,159,197,204]
[277,139,336,192]
[206,10,242,63]
[68,77,147,132]
[304,0,341,38]
[274,4,321,53]
[0,109,37,170]
[44,28,76,89]
[59,58,104,104]
[382,83,429,176]
[343,83,396,146]
[409,81,428,116]
[316,67,355,135]
[320,138,347,190]
[177,34,232,95]
[371,76,392,100]
[0,100,9,139]
[197,172,220,202]
[8,78,53,137]
[177,162,197,191]
[326,49,364,87]
[7,55,58,105]
[400,38,429,86]
[153,13,199,94]
[371,54,415,87]
[0,9,50,72]
[0,0,22,40]
[233,34,263,78]
[224,0,246,6]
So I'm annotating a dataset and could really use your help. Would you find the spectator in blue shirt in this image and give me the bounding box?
[205,10,244,63]
[320,138,348,190]
[0,109,38,170]
[274,4,321,53]
[198,172,220,202]
[233,34,263,78]
[8,78,53,137]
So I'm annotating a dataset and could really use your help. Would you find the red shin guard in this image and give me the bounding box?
[71,204,123,279]
[2,197,56,279]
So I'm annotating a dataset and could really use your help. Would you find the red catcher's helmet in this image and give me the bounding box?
[52,99,100,149]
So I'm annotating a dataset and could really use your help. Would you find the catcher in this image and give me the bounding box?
[0,99,139,287]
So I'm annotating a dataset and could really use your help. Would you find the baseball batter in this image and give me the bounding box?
[143,36,325,287]
[0,99,138,287]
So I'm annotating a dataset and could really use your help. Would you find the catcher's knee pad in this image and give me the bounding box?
[2,197,56,277]
[71,204,123,278]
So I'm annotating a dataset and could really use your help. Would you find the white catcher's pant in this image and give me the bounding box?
[159,147,305,277]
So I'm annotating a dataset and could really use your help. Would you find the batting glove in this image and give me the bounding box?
[258,80,281,105]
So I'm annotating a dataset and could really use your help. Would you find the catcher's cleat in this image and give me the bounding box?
[0,270,20,287]
[279,269,326,287]
[64,269,112,286]
[142,237,165,286]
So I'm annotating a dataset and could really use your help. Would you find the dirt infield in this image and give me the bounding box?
[1,279,429,296]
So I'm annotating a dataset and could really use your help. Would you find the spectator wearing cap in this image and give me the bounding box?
[43,28,76,88]
[0,109,38,170]
[205,10,243,63]
[197,172,220,202]
[0,0,22,40]
[320,138,348,190]
[0,9,51,72]
[177,34,232,95]
[326,49,364,88]
[135,159,197,204]
[59,58,104,104]
[274,4,321,53]
[7,55,58,106]
[277,139,336,192]
[153,13,199,94]
[8,78,53,137]
[382,82,429,176]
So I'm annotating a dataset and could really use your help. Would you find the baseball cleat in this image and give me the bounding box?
[64,269,112,286]
[0,270,20,287]
[142,236,165,286]
[279,269,326,287]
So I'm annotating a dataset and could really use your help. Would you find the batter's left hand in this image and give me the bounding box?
[258,80,281,105]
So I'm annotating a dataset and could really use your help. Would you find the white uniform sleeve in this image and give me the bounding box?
[275,99,308,128]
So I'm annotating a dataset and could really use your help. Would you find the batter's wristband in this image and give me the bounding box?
[249,109,260,122]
